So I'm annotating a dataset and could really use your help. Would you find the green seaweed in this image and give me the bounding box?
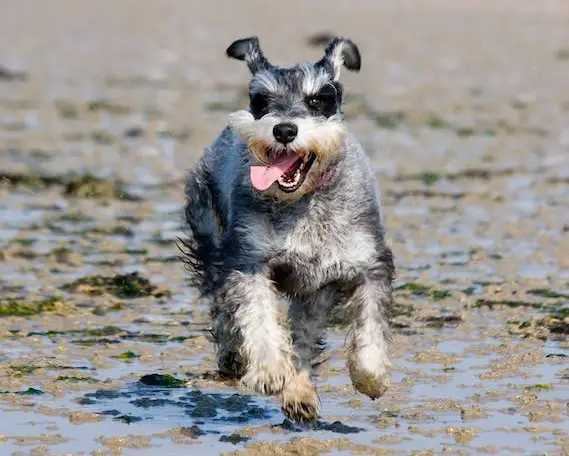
[431,290,452,301]
[527,288,569,299]
[395,282,430,297]
[0,297,69,317]
[92,303,124,315]
[54,100,79,119]
[63,174,137,200]
[113,351,140,360]
[421,314,463,327]
[139,373,184,388]
[86,99,130,115]
[28,326,125,338]
[426,114,452,129]
[61,272,170,298]
[56,376,99,383]
[472,299,544,310]
[375,111,405,129]
[420,172,442,186]
[0,387,44,395]
[525,384,550,391]
[455,126,476,137]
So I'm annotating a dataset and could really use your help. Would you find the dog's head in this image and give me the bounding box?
[226,36,361,201]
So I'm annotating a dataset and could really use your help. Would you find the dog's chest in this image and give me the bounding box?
[275,206,375,272]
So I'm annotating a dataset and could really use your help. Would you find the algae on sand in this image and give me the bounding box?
[61,272,171,298]
[0,297,70,317]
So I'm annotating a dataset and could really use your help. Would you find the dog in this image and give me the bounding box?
[180,36,395,424]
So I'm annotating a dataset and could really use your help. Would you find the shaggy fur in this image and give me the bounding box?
[181,36,395,424]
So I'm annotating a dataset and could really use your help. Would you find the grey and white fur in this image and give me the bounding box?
[180,36,395,424]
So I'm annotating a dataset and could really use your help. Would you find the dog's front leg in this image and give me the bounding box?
[214,270,295,396]
[346,267,393,400]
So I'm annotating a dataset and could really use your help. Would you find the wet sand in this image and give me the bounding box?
[0,1,568,455]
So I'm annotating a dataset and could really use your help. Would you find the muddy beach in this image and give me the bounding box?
[1,1,568,455]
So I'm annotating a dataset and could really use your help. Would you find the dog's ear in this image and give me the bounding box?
[317,37,361,80]
[226,36,272,74]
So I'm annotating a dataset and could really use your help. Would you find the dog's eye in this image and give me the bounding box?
[250,93,269,117]
[306,97,323,108]
[305,90,337,116]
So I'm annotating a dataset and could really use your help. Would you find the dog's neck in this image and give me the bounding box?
[316,164,337,188]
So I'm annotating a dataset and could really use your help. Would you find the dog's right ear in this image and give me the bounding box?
[226,36,272,74]
[317,37,361,81]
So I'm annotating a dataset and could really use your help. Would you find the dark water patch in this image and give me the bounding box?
[527,288,569,299]
[0,387,44,396]
[123,127,145,138]
[181,425,207,438]
[79,384,276,427]
[114,414,143,424]
[61,272,170,298]
[280,419,365,434]
[144,255,179,264]
[219,434,250,444]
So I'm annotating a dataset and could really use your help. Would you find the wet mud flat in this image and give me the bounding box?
[1,1,569,455]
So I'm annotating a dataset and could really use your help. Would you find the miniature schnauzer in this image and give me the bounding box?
[181,36,395,424]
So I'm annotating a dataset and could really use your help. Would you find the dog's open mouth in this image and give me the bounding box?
[250,151,316,193]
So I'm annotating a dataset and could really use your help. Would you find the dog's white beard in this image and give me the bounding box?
[228,110,346,162]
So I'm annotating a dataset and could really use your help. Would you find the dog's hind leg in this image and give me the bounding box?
[214,271,295,394]
[345,254,394,400]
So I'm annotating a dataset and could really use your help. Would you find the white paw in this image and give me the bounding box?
[348,354,391,399]
[279,372,320,424]
[239,360,295,396]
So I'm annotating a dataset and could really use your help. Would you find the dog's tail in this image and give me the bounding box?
[177,159,220,297]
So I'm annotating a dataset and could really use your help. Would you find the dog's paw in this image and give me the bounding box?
[217,350,247,379]
[279,372,320,424]
[348,365,390,399]
[239,360,295,396]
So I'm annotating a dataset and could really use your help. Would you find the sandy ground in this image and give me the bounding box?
[0,1,568,455]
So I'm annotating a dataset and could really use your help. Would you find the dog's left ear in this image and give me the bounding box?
[317,37,361,80]
[226,36,272,74]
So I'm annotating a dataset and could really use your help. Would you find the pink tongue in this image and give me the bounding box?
[250,154,299,191]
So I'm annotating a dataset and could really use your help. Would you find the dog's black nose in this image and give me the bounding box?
[273,122,298,144]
